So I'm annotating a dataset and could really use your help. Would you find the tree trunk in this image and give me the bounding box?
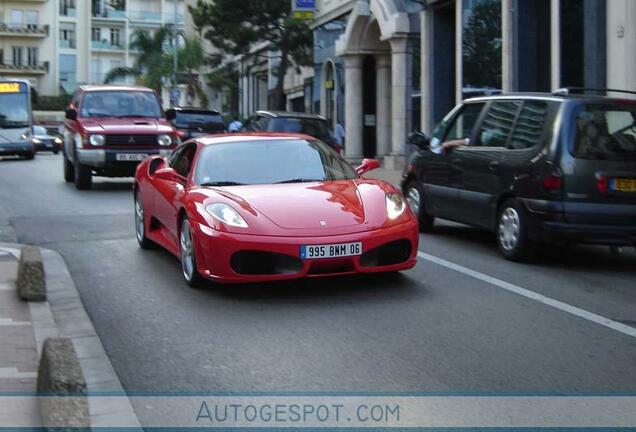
[272,48,289,110]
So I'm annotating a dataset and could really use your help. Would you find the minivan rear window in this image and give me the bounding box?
[572,104,636,161]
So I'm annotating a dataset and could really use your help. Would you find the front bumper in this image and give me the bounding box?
[521,198,636,246]
[0,140,34,156]
[190,220,420,283]
[76,148,173,176]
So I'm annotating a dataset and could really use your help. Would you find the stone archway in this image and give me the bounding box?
[335,0,415,168]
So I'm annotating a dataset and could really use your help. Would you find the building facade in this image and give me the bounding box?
[1,0,185,97]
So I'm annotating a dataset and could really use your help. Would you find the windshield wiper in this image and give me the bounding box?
[275,178,324,184]
[200,181,246,187]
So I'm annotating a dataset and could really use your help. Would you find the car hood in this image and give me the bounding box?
[192,179,398,234]
[81,118,173,134]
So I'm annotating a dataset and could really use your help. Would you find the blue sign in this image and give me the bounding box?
[293,0,315,11]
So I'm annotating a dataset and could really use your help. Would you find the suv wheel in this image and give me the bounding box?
[179,216,205,288]
[406,180,434,232]
[22,151,34,160]
[496,199,533,261]
[63,154,74,182]
[73,153,92,190]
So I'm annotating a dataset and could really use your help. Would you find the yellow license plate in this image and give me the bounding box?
[612,178,636,192]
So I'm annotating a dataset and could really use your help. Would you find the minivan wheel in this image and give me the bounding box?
[496,199,533,261]
[179,217,205,288]
[63,156,74,182]
[406,181,434,232]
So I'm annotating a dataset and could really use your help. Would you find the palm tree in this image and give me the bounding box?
[104,26,209,107]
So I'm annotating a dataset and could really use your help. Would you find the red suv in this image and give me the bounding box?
[62,85,178,190]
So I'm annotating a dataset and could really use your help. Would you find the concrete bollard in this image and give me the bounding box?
[16,245,46,301]
[37,338,90,429]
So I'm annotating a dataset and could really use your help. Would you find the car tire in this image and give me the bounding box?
[134,192,155,250]
[406,180,434,232]
[73,154,92,190]
[496,198,533,261]
[179,216,206,288]
[63,155,75,182]
[53,150,59,155]
[22,152,34,160]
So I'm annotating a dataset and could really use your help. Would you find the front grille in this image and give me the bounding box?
[105,135,158,147]
[231,251,303,276]
[360,239,412,268]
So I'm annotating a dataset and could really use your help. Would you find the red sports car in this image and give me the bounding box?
[133,134,419,286]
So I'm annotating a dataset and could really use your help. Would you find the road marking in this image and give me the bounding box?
[417,251,636,339]
[0,368,37,379]
[0,318,31,326]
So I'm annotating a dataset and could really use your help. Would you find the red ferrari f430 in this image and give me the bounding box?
[133,134,418,286]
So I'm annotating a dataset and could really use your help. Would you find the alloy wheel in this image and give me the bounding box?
[180,219,195,282]
[499,207,521,251]
[134,195,145,243]
[406,187,421,215]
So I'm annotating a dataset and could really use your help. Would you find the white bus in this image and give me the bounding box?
[0,80,34,159]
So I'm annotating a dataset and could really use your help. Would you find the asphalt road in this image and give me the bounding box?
[2,154,636,396]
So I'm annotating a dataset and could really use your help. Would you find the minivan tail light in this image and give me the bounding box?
[596,174,609,194]
[543,175,563,191]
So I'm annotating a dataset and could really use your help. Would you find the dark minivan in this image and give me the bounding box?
[402,89,636,260]
[170,108,226,140]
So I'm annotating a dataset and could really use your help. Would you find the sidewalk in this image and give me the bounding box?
[0,244,141,429]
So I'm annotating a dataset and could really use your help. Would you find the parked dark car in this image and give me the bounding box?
[170,107,226,140]
[240,111,342,152]
[402,89,636,260]
[33,125,62,154]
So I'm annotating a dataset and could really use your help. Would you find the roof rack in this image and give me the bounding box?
[554,87,636,97]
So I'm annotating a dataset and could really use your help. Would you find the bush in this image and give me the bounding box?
[32,95,73,111]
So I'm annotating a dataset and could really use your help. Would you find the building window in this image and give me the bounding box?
[12,47,23,66]
[59,0,76,17]
[25,11,38,29]
[10,10,23,28]
[110,28,121,47]
[59,54,77,87]
[27,47,38,67]
[91,27,101,42]
[60,24,76,49]
[461,0,502,97]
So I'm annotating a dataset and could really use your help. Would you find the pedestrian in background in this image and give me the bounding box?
[228,116,243,132]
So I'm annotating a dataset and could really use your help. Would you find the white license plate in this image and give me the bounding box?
[300,242,362,260]
[116,153,148,161]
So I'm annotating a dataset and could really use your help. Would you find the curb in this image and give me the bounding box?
[1,243,142,429]
[17,245,46,302]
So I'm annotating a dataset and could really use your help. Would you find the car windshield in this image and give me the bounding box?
[175,111,225,132]
[572,103,636,161]
[80,91,162,118]
[268,117,333,141]
[194,139,357,186]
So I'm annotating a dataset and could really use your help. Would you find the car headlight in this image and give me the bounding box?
[158,134,173,146]
[32,138,41,144]
[89,134,105,146]
[205,203,248,228]
[386,193,406,220]
[20,132,30,141]
[54,137,63,145]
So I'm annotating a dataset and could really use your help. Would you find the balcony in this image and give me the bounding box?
[0,62,48,75]
[92,9,127,20]
[59,7,76,18]
[91,40,124,51]
[0,22,49,37]
[59,39,76,49]
[128,10,162,22]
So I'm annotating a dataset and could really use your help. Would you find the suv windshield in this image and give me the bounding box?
[80,91,162,118]
[572,103,636,161]
[269,117,333,142]
[175,111,225,132]
[195,139,357,186]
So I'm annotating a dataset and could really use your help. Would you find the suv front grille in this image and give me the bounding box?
[105,135,158,147]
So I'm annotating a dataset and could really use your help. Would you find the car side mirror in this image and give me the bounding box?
[408,131,430,149]
[154,167,185,184]
[356,158,381,176]
[165,109,176,121]
[65,108,77,121]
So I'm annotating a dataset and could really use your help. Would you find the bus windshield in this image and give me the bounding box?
[0,82,30,129]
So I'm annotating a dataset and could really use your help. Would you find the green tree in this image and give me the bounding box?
[104,26,209,107]
[189,0,313,110]
[462,0,502,89]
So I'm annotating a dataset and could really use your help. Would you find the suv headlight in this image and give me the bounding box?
[89,134,105,146]
[205,203,248,228]
[386,193,406,220]
[32,138,41,144]
[20,132,30,141]
[158,134,173,146]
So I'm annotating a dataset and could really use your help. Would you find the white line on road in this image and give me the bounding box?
[0,368,37,379]
[417,252,636,339]
[0,318,31,326]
